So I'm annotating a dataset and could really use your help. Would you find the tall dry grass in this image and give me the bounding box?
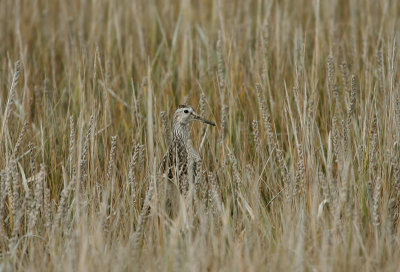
[0,0,400,271]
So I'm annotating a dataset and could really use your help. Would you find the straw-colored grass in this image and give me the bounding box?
[1,0,400,271]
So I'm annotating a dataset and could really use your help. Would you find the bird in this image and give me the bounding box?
[160,104,215,195]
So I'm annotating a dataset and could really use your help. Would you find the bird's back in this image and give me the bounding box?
[161,140,190,193]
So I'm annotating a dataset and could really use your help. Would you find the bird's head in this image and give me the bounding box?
[173,105,216,127]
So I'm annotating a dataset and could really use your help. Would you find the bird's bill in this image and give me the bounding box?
[193,114,216,126]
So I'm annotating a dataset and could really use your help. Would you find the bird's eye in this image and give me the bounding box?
[184,110,189,114]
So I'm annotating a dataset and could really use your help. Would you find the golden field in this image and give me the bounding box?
[0,0,400,271]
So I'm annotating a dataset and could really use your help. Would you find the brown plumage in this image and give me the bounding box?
[161,105,215,194]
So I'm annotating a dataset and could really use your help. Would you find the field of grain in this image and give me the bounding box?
[1,0,400,271]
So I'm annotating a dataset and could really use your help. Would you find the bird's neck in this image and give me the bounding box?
[171,122,191,143]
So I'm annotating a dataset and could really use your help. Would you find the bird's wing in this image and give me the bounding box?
[160,145,175,180]
[160,149,169,174]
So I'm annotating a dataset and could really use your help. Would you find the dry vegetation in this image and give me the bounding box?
[1,0,400,270]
